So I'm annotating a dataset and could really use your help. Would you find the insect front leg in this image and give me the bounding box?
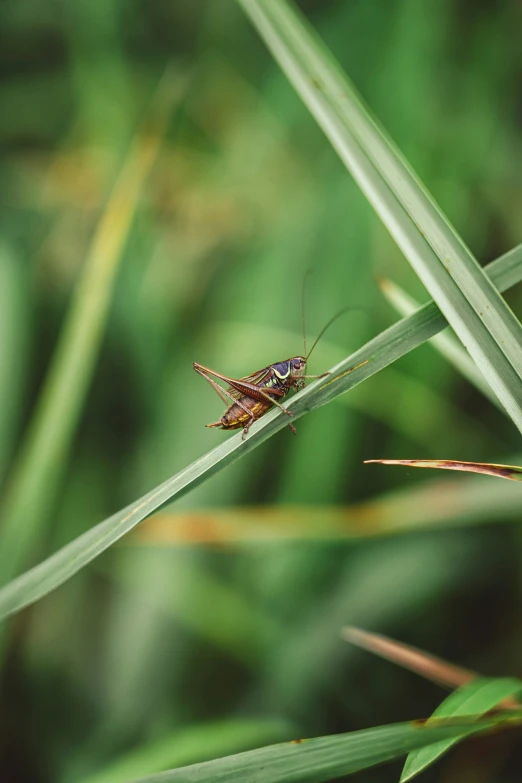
[256,389,294,418]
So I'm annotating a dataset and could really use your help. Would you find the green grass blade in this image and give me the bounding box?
[401,678,522,781]
[0,72,181,587]
[0,246,521,620]
[125,713,522,783]
[378,277,502,408]
[0,242,30,484]
[76,719,292,783]
[238,0,522,432]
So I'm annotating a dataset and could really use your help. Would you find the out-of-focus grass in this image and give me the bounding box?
[0,73,179,595]
[125,465,522,546]
[66,718,293,783]
[0,242,30,486]
[2,1,522,782]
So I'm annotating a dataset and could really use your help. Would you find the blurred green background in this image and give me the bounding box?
[2,1,522,781]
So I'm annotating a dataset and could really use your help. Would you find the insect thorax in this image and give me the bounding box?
[265,359,304,393]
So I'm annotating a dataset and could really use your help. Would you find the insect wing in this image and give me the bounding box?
[194,362,284,403]
[226,376,285,401]
[226,366,272,399]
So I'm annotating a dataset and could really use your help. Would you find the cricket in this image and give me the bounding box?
[194,281,349,439]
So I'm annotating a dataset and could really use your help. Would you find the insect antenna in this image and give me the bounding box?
[306,306,352,362]
[301,268,312,358]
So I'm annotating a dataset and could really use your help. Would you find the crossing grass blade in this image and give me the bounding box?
[123,713,522,783]
[238,0,522,432]
[0,246,522,621]
[378,277,502,408]
[400,678,522,781]
[342,629,522,780]
[365,459,522,482]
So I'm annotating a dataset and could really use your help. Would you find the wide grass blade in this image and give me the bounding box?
[126,713,522,783]
[0,247,521,620]
[238,0,522,432]
[366,459,522,482]
[400,678,522,781]
[0,71,181,587]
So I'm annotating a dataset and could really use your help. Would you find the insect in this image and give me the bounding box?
[194,293,349,439]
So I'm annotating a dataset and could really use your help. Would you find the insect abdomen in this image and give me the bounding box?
[224,399,271,429]
[207,398,271,430]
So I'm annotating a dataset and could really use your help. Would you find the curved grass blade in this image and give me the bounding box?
[401,678,522,782]
[0,70,183,588]
[125,713,522,783]
[378,277,501,409]
[365,459,522,482]
[238,0,522,432]
[0,247,522,621]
